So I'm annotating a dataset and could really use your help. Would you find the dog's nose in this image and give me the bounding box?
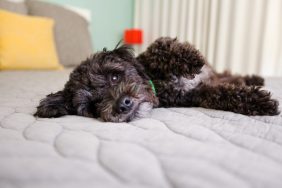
[116,96,133,114]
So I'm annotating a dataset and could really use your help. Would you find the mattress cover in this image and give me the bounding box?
[0,70,282,188]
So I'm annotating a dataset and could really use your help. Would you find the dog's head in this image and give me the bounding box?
[71,45,158,122]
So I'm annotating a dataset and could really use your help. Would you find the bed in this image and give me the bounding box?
[0,69,282,188]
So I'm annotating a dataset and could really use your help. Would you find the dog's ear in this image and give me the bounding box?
[133,61,150,80]
[112,43,150,80]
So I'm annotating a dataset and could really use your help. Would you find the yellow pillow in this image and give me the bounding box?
[0,10,63,70]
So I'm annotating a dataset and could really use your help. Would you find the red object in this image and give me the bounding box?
[124,29,143,44]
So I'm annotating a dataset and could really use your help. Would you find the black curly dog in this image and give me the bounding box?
[35,37,279,122]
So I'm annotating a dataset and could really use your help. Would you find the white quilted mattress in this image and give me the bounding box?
[0,70,282,188]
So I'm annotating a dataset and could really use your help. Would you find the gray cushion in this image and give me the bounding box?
[26,0,93,67]
[0,0,28,14]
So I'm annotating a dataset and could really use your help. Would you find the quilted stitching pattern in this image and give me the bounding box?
[0,70,282,188]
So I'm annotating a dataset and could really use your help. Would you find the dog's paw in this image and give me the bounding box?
[246,89,280,115]
[34,92,68,118]
[77,105,94,118]
[35,104,67,118]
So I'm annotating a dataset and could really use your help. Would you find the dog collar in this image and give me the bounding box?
[149,80,157,96]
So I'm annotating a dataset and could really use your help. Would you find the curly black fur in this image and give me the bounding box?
[35,45,158,122]
[137,37,206,79]
[35,37,279,122]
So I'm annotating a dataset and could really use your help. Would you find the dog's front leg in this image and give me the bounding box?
[72,89,95,117]
[35,91,68,118]
[191,84,279,115]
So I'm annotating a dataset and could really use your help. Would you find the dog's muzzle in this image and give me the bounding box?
[99,80,157,122]
[115,95,134,114]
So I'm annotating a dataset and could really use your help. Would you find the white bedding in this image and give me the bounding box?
[0,70,282,188]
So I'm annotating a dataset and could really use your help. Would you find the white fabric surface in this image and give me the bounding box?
[0,70,282,188]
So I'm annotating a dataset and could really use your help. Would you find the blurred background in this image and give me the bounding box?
[48,0,282,76]
[1,0,282,76]
[134,0,282,77]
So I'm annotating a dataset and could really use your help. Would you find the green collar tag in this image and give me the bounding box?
[149,80,157,96]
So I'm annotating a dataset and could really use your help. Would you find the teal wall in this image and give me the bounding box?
[46,0,134,51]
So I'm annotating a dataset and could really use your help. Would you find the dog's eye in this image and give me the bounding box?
[110,74,120,83]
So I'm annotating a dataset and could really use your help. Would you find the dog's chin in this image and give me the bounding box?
[134,102,154,119]
[102,102,153,123]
